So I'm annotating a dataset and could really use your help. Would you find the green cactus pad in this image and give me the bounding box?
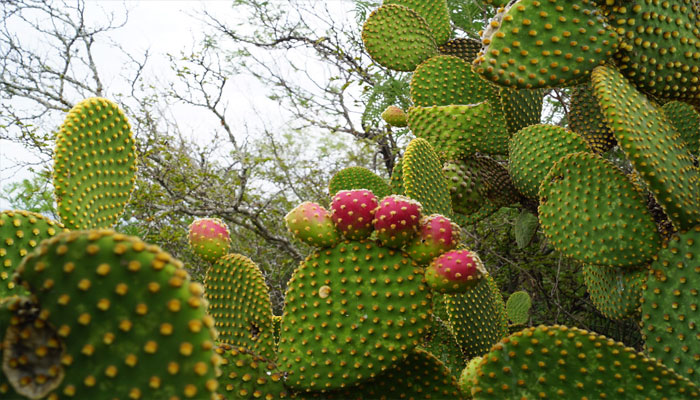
[508,124,592,199]
[474,0,619,88]
[410,55,497,107]
[607,0,700,103]
[498,87,544,135]
[662,100,700,152]
[592,65,700,231]
[402,138,453,216]
[407,102,509,159]
[301,347,464,399]
[514,210,539,249]
[214,344,290,400]
[16,230,219,399]
[53,98,138,230]
[446,274,509,359]
[0,210,66,296]
[420,316,467,380]
[384,0,452,46]
[277,240,432,391]
[468,154,521,208]
[390,157,405,196]
[471,325,699,399]
[272,315,282,346]
[362,4,438,72]
[538,152,661,267]
[458,356,482,397]
[443,160,486,215]
[583,263,647,321]
[505,291,531,325]
[438,38,482,62]
[205,253,276,360]
[328,166,391,199]
[0,297,26,399]
[641,225,700,383]
[569,81,617,153]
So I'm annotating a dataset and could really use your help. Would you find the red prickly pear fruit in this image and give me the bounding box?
[425,249,486,294]
[406,214,461,264]
[285,202,340,248]
[330,189,378,240]
[188,217,231,262]
[381,106,408,127]
[373,195,422,248]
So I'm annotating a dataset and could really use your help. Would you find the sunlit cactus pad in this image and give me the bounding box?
[538,152,661,267]
[582,263,647,321]
[53,98,138,230]
[362,4,437,71]
[410,55,496,107]
[205,253,276,360]
[384,0,452,46]
[214,344,290,400]
[471,325,699,399]
[641,225,700,384]
[402,138,453,216]
[592,65,700,231]
[328,166,390,199]
[277,240,431,391]
[16,230,219,399]
[302,347,464,399]
[474,0,618,88]
[508,124,591,199]
[569,81,617,153]
[0,210,65,296]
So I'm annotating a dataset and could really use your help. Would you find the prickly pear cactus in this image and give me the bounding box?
[402,138,453,216]
[16,230,219,399]
[505,290,531,325]
[582,263,647,321]
[53,98,138,230]
[214,344,290,400]
[0,210,66,296]
[188,217,231,263]
[328,167,391,199]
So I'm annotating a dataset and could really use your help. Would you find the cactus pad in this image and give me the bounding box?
[390,157,405,196]
[514,210,538,249]
[582,263,647,321]
[53,98,138,230]
[498,87,544,135]
[205,253,276,360]
[16,230,219,399]
[641,225,700,383]
[505,290,531,325]
[384,0,452,46]
[214,344,290,400]
[420,316,466,380]
[508,124,592,199]
[662,100,700,152]
[438,38,482,63]
[402,138,453,216]
[443,160,486,215]
[472,325,699,399]
[569,81,617,153]
[474,0,618,88]
[362,4,438,71]
[277,240,432,391]
[0,210,65,296]
[328,166,391,199]
[592,65,700,231]
[458,356,482,397]
[538,152,661,267]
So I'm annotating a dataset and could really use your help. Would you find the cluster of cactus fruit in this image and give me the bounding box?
[1,0,700,398]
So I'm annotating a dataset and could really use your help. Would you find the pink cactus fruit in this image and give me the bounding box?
[381,105,408,127]
[188,217,231,262]
[406,214,461,264]
[425,249,486,294]
[284,202,340,248]
[373,195,422,248]
[330,189,378,240]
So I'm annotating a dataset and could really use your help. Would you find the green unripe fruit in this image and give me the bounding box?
[381,105,408,127]
[188,217,231,263]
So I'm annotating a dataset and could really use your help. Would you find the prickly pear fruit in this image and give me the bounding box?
[381,105,408,127]
[330,189,378,240]
[188,217,231,262]
[284,202,340,248]
[425,249,485,293]
[406,214,460,264]
[373,195,422,248]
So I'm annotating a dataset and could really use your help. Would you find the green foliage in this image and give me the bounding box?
[505,290,531,325]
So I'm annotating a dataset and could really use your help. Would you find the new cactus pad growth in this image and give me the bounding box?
[53,98,137,230]
[205,253,276,360]
[0,211,66,296]
[15,230,219,399]
[406,214,460,264]
[284,202,340,248]
[505,290,532,325]
[425,249,486,293]
[373,195,422,248]
[188,218,231,263]
[330,189,378,240]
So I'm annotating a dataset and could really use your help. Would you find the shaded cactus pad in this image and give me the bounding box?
[205,253,276,360]
[53,98,138,230]
[16,230,219,399]
[328,166,390,199]
[214,344,290,400]
[402,138,453,216]
[277,240,431,391]
[582,263,647,321]
[384,0,452,46]
[472,325,699,399]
